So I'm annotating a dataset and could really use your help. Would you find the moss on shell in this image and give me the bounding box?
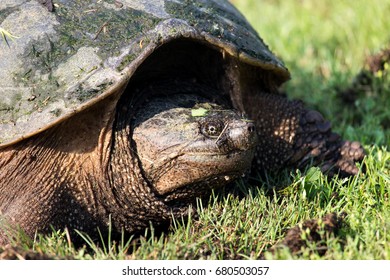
[165,0,275,64]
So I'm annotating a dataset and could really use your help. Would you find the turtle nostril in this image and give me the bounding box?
[247,123,256,133]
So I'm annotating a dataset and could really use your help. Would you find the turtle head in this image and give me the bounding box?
[132,94,258,197]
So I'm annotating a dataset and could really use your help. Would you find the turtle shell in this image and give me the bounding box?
[0,0,289,147]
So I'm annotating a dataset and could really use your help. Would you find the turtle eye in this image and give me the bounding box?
[201,120,224,138]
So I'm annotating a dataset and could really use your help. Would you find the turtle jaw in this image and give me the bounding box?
[130,93,258,196]
[146,120,258,196]
[153,147,257,195]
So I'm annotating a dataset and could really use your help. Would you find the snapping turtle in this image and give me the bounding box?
[0,0,364,243]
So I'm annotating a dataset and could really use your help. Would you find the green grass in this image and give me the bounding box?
[2,0,389,260]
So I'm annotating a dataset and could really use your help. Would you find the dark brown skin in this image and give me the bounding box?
[0,40,364,244]
[132,94,257,195]
[0,93,120,243]
[0,86,258,244]
[246,93,364,177]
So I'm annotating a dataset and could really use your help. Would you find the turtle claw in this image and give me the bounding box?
[334,140,365,177]
[340,140,365,162]
[290,108,365,177]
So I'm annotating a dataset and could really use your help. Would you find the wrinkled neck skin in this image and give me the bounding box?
[108,83,257,225]
[0,94,120,241]
[0,93,175,242]
[0,82,256,243]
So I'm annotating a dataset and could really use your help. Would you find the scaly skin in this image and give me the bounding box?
[0,40,365,244]
[0,1,365,248]
[0,88,258,244]
[0,80,365,245]
[245,93,365,177]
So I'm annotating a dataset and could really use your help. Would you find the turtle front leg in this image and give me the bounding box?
[288,108,365,176]
[246,93,365,177]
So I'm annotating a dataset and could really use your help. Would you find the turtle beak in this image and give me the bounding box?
[215,120,258,154]
[150,119,258,195]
